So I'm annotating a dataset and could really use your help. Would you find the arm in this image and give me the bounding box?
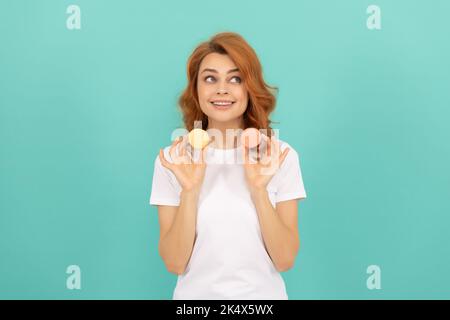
[156,136,211,275]
[158,188,200,275]
[250,187,300,272]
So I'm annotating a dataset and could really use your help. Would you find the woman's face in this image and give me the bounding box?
[197,53,248,128]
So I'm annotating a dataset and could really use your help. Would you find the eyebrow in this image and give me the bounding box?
[201,68,240,74]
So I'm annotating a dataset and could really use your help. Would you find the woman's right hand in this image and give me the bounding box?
[159,135,211,193]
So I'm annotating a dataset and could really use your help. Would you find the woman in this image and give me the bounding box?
[149,32,307,299]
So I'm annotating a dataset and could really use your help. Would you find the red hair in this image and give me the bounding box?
[178,32,279,136]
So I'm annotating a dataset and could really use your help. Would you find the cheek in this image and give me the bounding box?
[197,82,205,98]
[197,84,213,112]
[198,83,215,100]
[235,88,248,105]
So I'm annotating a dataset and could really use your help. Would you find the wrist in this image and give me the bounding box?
[181,186,201,197]
[249,185,267,197]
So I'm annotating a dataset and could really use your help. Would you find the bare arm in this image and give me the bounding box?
[241,136,300,273]
[156,136,210,275]
[250,188,300,272]
[157,188,200,275]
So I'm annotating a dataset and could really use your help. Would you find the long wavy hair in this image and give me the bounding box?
[178,32,279,136]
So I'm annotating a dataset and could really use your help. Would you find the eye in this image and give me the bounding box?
[230,76,242,83]
[203,75,242,84]
[204,75,215,83]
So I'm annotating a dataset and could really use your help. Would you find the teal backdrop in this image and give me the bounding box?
[1,0,449,299]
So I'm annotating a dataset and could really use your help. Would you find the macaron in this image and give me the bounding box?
[241,128,262,149]
[188,128,210,149]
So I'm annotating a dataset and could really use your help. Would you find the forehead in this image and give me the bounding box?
[199,53,238,72]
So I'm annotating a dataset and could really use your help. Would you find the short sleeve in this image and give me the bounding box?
[271,143,307,203]
[149,148,182,206]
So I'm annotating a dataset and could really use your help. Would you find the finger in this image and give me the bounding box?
[180,135,187,157]
[242,138,249,165]
[206,136,214,147]
[261,137,279,168]
[245,136,258,164]
[185,138,194,160]
[170,136,183,164]
[272,138,280,157]
[168,137,179,160]
[181,135,193,165]
[159,148,173,170]
[260,137,271,166]
[260,132,269,144]
[279,147,290,167]
[200,139,212,164]
[257,140,264,162]
[192,136,208,164]
[266,135,271,157]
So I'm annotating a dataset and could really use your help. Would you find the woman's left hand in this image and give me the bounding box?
[242,135,290,191]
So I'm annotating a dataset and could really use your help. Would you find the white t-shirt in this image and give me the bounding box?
[149,139,307,300]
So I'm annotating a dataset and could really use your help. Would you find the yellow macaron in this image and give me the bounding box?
[188,128,210,149]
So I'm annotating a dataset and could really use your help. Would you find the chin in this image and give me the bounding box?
[209,115,236,123]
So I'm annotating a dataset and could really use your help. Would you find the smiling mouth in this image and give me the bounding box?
[210,101,236,108]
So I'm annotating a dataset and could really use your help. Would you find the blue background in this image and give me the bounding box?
[1,0,449,299]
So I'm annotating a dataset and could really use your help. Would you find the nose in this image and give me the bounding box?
[216,81,229,94]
